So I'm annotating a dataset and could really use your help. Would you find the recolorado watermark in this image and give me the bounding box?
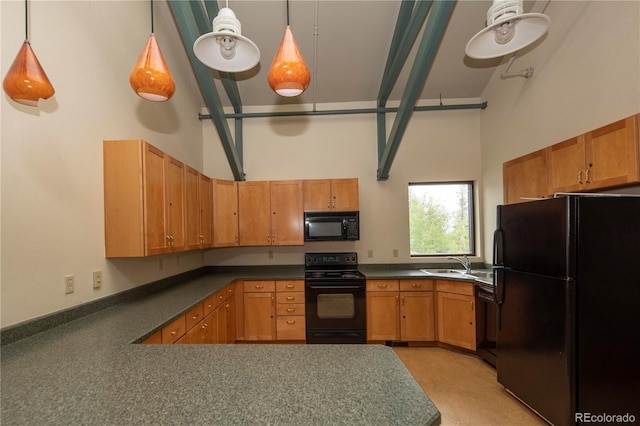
[575,412,636,423]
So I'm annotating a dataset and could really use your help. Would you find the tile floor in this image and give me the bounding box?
[393,347,547,426]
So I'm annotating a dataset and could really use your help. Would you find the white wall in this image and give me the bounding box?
[479,0,640,261]
[1,1,205,327]
[204,101,483,267]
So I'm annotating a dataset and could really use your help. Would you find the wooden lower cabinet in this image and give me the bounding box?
[366,279,435,343]
[436,280,476,351]
[275,280,305,341]
[243,281,276,341]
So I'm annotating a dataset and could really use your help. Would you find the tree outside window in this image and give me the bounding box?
[409,182,475,256]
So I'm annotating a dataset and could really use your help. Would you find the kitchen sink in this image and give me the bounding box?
[462,271,494,279]
[420,268,494,283]
[420,268,465,275]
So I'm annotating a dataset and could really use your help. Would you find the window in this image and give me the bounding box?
[408,181,475,257]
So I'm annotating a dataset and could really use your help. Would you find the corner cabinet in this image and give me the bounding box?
[212,179,239,247]
[104,139,188,257]
[435,280,476,351]
[503,149,549,204]
[185,167,213,250]
[303,178,359,211]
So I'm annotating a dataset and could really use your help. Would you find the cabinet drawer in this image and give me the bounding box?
[276,292,304,304]
[276,316,306,340]
[161,314,186,343]
[277,303,305,316]
[400,279,434,292]
[185,303,204,330]
[141,329,162,344]
[203,290,226,315]
[435,280,474,296]
[366,280,399,292]
[276,280,305,292]
[243,280,276,293]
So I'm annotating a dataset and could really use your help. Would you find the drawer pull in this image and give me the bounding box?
[411,283,422,288]
[171,328,180,335]
[286,284,295,289]
[287,320,296,325]
[191,314,199,320]
[378,284,388,288]
[254,284,264,289]
[287,308,296,313]
[286,296,295,301]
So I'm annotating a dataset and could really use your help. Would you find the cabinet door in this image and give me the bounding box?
[185,166,201,250]
[303,179,332,211]
[503,149,548,204]
[243,292,276,340]
[166,156,186,251]
[585,115,640,189]
[546,135,586,195]
[212,179,238,247]
[199,174,213,248]
[271,180,304,246]
[331,178,359,211]
[401,292,435,341]
[143,143,168,255]
[238,181,272,246]
[437,292,476,350]
[366,292,399,341]
[224,298,236,344]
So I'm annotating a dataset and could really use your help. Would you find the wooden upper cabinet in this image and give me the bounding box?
[547,115,640,194]
[212,179,238,247]
[503,149,549,204]
[238,180,304,246]
[303,178,359,211]
[199,174,213,248]
[238,181,272,246]
[104,139,187,257]
[271,180,304,246]
[186,168,213,250]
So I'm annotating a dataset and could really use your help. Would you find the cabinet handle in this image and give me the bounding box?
[411,283,421,288]
[378,283,388,288]
[286,296,295,301]
[255,284,264,289]
[286,284,295,289]
[327,200,330,208]
[171,328,180,335]
[287,320,296,325]
[287,308,295,313]
[578,170,583,184]
[585,168,591,183]
[192,314,199,320]
[401,296,405,306]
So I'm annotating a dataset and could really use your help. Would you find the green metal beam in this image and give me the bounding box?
[377,0,457,181]
[168,0,245,181]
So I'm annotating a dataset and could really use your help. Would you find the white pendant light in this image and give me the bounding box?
[193,2,260,73]
[465,0,550,60]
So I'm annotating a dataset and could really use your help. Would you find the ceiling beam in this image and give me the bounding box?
[377,0,457,181]
[168,0,245,180]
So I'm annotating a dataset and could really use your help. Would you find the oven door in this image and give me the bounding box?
[305,282,366,343]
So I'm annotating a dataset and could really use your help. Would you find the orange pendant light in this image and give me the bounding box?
[268,1,310,97]
[2,0,55,107]
[3,41,55,107]
[129,0,175,102]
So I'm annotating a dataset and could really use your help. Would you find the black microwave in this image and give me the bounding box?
[304,212,359,241]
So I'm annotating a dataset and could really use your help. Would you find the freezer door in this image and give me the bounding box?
[495,197,573,278]
[497,270,573,426]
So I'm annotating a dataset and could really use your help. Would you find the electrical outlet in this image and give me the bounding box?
[368,249,373,258]
[393,249,399,257]
[64,275,75,294]
[93,271,102,289]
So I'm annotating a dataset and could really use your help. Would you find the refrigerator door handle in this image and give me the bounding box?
[493,228,504,267]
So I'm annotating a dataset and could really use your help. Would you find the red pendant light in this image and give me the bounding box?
[268,1,310,97]
[2,0,55,107]
[129,0,175,101]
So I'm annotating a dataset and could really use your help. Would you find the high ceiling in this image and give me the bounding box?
[181,0,514,108]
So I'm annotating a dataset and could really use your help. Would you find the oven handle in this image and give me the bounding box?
[307,285,364,291]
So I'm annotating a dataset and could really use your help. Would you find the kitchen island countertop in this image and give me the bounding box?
[1,270,440,425]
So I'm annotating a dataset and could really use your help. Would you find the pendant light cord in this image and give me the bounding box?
[286,0,290,26]
[24,0,29,41]
[150,0,154,34]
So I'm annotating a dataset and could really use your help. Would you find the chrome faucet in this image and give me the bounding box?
[447,255,472,273]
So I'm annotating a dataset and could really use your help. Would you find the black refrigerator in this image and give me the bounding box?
[493,195,640,426]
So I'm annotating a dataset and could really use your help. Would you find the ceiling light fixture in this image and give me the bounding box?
[193,1,260,73]
[2,0,55,107]
[268,0,310,97]
[465,0,550,60]
[130,0,175,101]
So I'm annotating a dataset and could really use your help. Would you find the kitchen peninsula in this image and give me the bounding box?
[1,270,441,425]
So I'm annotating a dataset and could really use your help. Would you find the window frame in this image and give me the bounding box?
[408,180,476,258]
